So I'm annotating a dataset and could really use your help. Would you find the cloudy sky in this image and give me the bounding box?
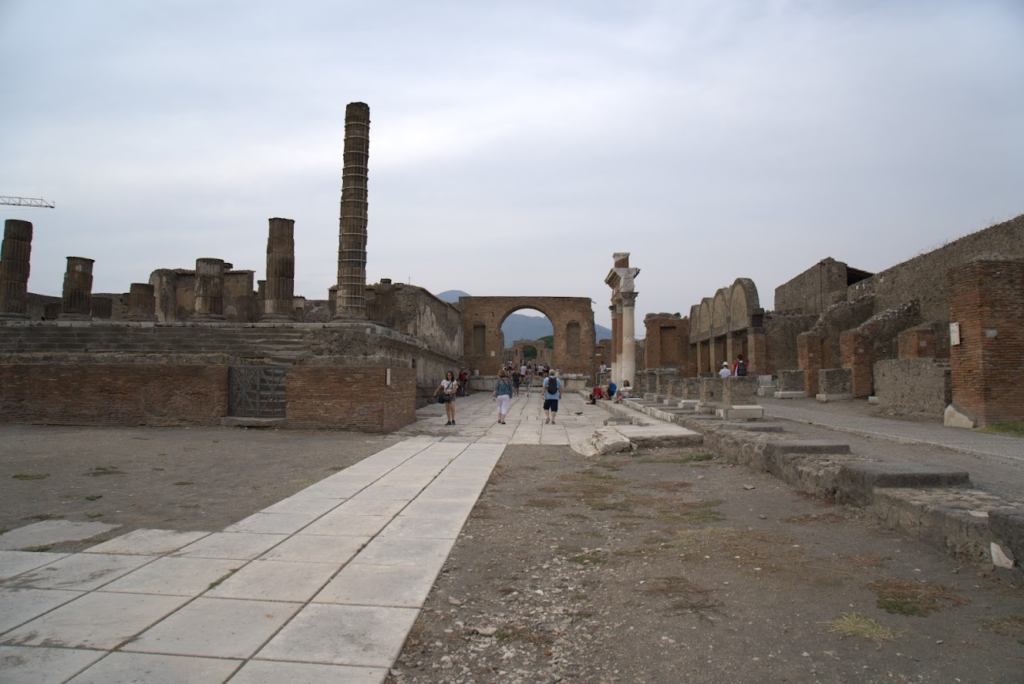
[1,0,1021,330]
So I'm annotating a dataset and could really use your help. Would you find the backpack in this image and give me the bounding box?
[736,361,747,376]
[546,377,559,395]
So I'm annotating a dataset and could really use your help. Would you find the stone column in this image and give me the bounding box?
[621,292,637,389]
[194,258,225,320]
[610,303,621,385]
[127,283,156,321]
[59,257,94,320]
[263,217,295,321]
[334,101,370,319]
[0,219,33,319]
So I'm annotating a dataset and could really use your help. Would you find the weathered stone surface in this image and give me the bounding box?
[765,439,851,456]
[837,461,971,507]
[989,508,1024,565]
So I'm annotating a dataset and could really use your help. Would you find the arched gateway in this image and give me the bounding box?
[459,296,595,376]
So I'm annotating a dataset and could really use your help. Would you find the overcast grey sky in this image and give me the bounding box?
[2,0,1022,329]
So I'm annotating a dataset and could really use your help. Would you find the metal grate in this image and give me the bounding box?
[228,365,287,417]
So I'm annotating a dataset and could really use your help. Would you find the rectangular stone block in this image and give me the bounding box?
[777,369,805,393]
[837,461,971,507]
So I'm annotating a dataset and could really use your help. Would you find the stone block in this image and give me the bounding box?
[722,376,759,405]
[816,393,853,403]
[818,368,852,396]
[720,421,785,433]
[676,399,699,411]
[944,402,977,429]
[773,391,805,399]
[836,461,971,507]
[717,405,764,420]
[777,369,805,393]
[989,509,1024,567]
[765,440,852,456]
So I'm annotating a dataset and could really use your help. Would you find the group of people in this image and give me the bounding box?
[589,378,631,404]
[719,354,749,378]
[433,362,563,426]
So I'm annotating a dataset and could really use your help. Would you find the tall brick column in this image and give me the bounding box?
[127,283,156,321]
[0,219,33,319]
[263,217,295,321]
[797,332,823,396]
[621,292,637,389]
[747,328,767,376]
[840,330,873,397]
[194,258,225,320]
[947,257,1024,426]
[334,102,370,319]
[59,257,94,321]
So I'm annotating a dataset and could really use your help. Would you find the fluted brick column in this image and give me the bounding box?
[194,258,225,320]
[127,283,156,321]
[0,219,33,319]
[263,217,295,320]
[59,256,94,320]
[334,101,370,319]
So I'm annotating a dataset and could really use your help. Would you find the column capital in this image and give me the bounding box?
[621,291,638,307]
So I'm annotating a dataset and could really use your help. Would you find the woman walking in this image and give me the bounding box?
[435,370,459,425]
[493,368,514,424]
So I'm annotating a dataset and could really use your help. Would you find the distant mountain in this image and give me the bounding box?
[434,290,611,343]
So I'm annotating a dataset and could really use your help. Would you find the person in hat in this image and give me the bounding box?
[718,362,732,379]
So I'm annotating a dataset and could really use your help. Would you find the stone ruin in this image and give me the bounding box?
[630,214,1024,428]
[0,102,464,432]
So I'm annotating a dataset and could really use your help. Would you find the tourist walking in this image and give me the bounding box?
[494,369,514,424]
[458,368,469,396]
[732,354,748,377]
[543,369,562,424]
[511,367,521,396]
[524,365,533,395]
[435,371,459,425]
[719,362,732,379]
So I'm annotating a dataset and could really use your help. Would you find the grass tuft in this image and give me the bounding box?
[825,613,895,642]
[173,481,195,486]
[85,494,103,501]
[980,421,1024,437]
[868,578,969,616]
[983,615,1024,644]
[12,473,49,480]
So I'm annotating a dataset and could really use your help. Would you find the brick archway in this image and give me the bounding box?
[459,296,595,376]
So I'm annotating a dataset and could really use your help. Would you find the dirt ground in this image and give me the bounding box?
[0,423,399,552]
[388,445,1024,684]
[3,425,1024,682]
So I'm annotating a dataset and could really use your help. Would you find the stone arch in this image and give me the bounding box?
[727,278,760,332]
[712,289,729,337]
[459,296,595,376]
[697,299,713,340]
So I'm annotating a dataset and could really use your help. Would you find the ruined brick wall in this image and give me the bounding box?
[947,257,1024,425]
[849,214,1024,322]
[149,269,256,323]
[774,258,852,315]
[643,314,689,371]
[223,271,255,322]
[874,359,952,417]
[0,364,227,426]
[286,366,416,432]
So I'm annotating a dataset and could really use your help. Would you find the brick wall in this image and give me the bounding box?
[286,366,416,433]
[840,330,873,397]
[774,258,852,315]
[642,314,689,371]
[898,324,938,359]
[0,364,227,426]
[797,333,823,396]
[947,257,1024,425]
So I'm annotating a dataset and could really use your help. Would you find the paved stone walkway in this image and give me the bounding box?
[0,392,605,684]
[760,397,1024,466]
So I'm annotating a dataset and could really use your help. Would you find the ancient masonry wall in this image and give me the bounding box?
[849,214,1024,322]
[643,313,689,371]
[287,366,416,432]
[947,257,1024,425]
[0,364,228,427]
[873,359,951,417]
[774,258,852,315]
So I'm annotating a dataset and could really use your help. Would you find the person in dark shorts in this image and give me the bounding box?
[511,367,521,396]
[542,369,562,424]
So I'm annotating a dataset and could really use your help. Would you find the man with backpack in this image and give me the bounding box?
[733,354,748,377]
[543,369,562,424]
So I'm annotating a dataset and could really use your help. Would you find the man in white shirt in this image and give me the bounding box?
[718,362,732,379]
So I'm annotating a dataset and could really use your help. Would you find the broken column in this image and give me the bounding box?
[263,217,295,321]
[59,257,94,320]
[0,219,33,319]
[605,252,640,389]
[126,283,156,321]
[194,258,225,320]
[334,101,370,319]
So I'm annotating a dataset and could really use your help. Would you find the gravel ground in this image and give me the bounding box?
[389,444,1024,683]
